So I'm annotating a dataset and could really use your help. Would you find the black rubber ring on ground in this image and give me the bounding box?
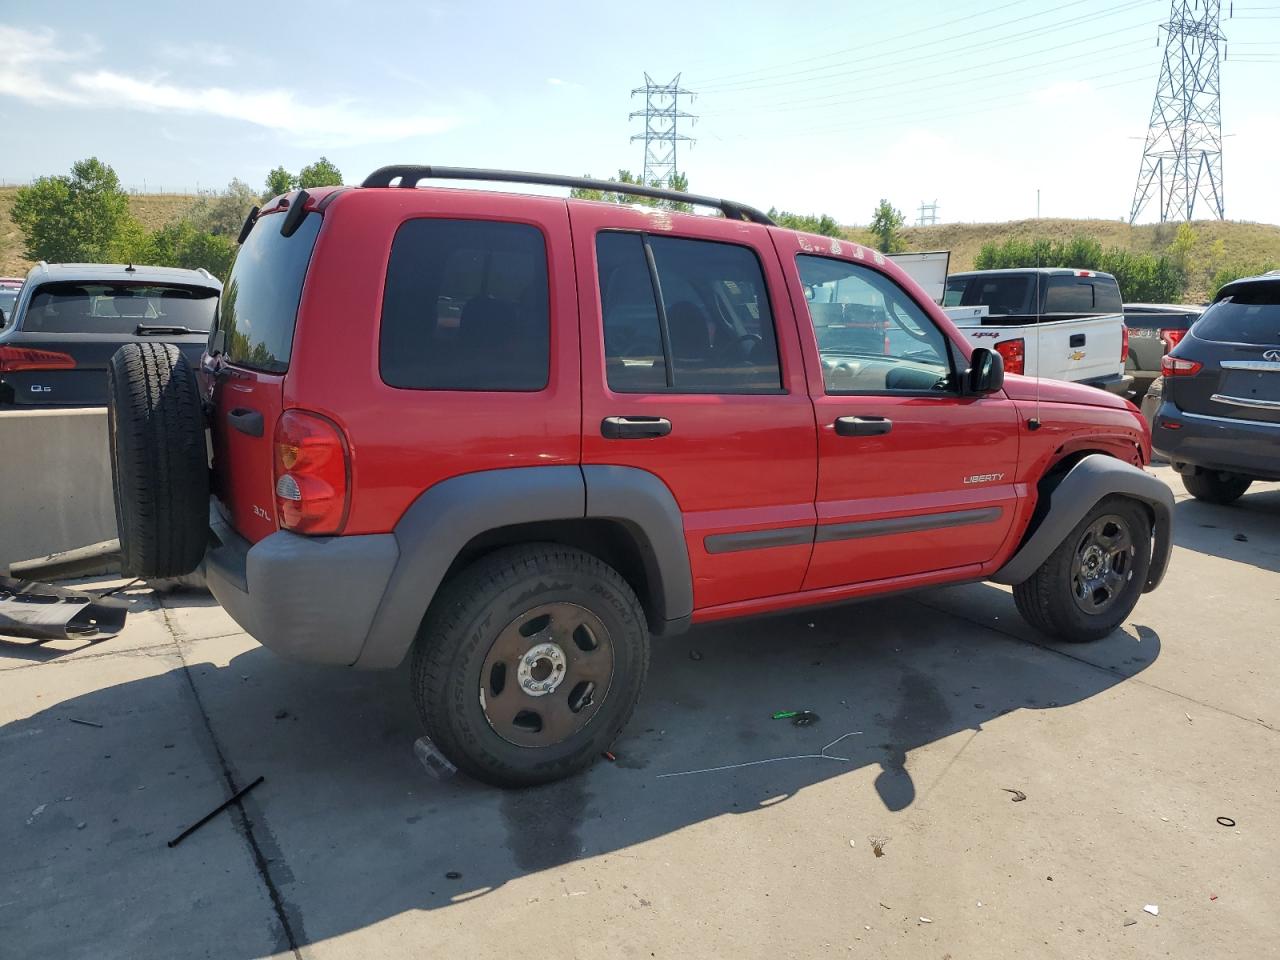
[1217,816,1236,827]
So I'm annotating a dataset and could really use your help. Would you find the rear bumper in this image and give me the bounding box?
[205,504,399,666]
[1081,372,1135,395]
[1152,403,1280,481]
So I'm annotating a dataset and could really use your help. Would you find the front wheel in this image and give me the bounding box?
[1013,497,1152,643]
[411,544,650,787]
[1181,469,1252,505]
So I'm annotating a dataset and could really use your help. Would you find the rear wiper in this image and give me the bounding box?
[136,324,196,336]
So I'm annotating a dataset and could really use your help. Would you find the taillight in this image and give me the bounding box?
[1161,355,1202,377]
[1160,328,1186,352]
[272,410,350,535]
[1121,325,1129,363]
[994,338,1026,376]
[0,345,76,372]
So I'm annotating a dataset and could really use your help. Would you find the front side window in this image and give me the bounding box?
[23,282,217,335]
[798,255,954,394]
[380,219,550,391]
[596,232,782,394]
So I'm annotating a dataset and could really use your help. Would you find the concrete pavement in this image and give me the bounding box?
[2,465,1277,959]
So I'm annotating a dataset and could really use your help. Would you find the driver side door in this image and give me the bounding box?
[779,243,1021,590]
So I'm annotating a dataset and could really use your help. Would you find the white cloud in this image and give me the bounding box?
[158,42,235,68]
[0,26,459,147]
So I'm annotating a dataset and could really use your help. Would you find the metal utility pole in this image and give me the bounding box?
[630,74,696,188]
[916,200,940,226]
[1129,0,1226,223]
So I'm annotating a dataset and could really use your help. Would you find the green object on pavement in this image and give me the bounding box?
[772,710,799,720]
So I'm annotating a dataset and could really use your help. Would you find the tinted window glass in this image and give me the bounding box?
[799,255,953,394]
[0,288,19,326]
[23,282,217,335]
[596,232,782,394]
[1044,277,1096,313]
[1194,284,1280,346]
[946,275,1030,315]
[217,212,320,373]
[380,219,549,391]
[1093,277,1123,313]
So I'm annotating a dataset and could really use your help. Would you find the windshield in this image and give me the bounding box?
[1193,285,1280,346]
[943,275,1031,315]
[22,282,218,334]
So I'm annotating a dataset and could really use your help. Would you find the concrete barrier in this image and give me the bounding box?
[0,408,116,569]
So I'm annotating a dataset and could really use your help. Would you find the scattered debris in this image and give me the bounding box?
[445,871,462,880]
[688,649,703,661]
[879,902,890,909]
[1001,788,1027,802]
[869,836,889,858]
[167,775,265,848]
[792,711,819,727]
[26,804,47,825]
[1143,904,1159,916]
[772,710,799,720]
[656,731,863,779]
[274,710,289,720]
[1217,816,1236,827]
[1046,876,1053,882]
[1185,712,1193,724]
[414,737,458,781]
[1124,918,1138,927]
[849,839,857,848]
[602,751,617,762]
[1,576,129,641]
[977,901,983,908]
[76,822,86,830]
[1234,533,1248,542]
[1210,895,1218,901]
[919,917,933,924]
[69,718,104,729]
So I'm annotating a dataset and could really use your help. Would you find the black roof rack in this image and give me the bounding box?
[360,165,775,226]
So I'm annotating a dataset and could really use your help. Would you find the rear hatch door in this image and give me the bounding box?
[208,206,322,543]
[1169,286,1280,424]
[0,282,216,407]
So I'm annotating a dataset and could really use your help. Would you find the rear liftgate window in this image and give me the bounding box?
[212,212,322,373]
[23,283,218,334]
[380,219,550,391]
[1194,285,1280,346]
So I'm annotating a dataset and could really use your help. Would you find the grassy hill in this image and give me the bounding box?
[892,218,1280,302]
[0,187,200,277]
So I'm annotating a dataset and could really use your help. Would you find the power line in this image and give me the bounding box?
[1130,0,1227,222]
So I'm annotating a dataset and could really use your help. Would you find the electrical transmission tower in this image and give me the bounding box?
[1129,0,1226,224]
[630,74,696,188]
[916,200,940,226]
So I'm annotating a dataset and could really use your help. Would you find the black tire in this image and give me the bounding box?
[107,342,209,579]
[411,544,650,787]
[1013,496,1152,643]
[1180,469,1252,505]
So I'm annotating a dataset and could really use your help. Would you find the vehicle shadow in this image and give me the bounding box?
[1172,483,1280,575]
[1,588,1160,957]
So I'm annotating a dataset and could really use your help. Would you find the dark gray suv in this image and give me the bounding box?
[1152,274,1280,503]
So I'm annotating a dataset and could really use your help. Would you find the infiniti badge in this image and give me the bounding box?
[1264,349,1280,362]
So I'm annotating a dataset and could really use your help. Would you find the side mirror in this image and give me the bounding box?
[966,347,1005,395]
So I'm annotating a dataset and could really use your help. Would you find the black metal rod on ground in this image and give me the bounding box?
[167,776,265,848]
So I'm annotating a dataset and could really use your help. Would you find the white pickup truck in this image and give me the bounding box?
[942,268,1133,395]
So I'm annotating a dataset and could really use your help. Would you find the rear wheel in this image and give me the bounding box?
[1180,469,1252,505]
[411,544,650,787]
[107,343,209,578]
[1013,496,1151,643]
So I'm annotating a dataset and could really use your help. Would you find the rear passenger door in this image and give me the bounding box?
[570,204,818,611]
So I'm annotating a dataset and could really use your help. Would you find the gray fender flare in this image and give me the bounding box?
[990,454,1173,592]
[354,465,692,669]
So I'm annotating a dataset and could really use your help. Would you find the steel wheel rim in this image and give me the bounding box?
[479,602,615,748]
[1071,514,1136,615]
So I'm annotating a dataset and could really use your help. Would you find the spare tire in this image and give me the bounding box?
[107,343,209,578]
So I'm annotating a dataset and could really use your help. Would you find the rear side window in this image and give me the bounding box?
[23,283,217,335]
[380,219,549,391]
[216,212,321,373]
[1043,277,1094,313]
[1194,284,1280,346]
[596,231,782,394]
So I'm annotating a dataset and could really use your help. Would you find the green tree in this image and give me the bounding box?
[11,157,134,262]
[1210,260,1280,298]
[972,235,1186,303]
[264,166,296,199]
[869,199,906,253]
[297,157,344,189]
[570,170,691,211]
[768,207,842,237]
[190,179,261,236]
[149,219,236,280]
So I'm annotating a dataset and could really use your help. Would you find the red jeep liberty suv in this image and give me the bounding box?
[107,167,1173,787]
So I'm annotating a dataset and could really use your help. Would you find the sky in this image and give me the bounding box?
[1,0,1277,226]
